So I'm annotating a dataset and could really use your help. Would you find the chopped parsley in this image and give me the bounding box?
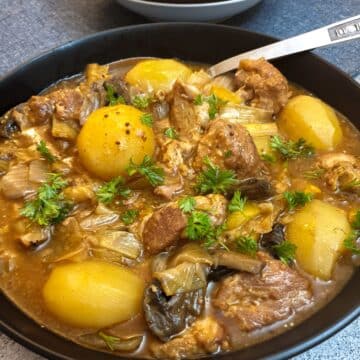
[20,174,72,226]
[261,152,276,164]
[140,113,153,127]
[303,167,326,179]
[104,84,125,106]
[121,209,139,225]
[224,150,233,159]
[272,241,297,264]
[164,127,178,139]
[236,235,258,256]
[195,157,238,195]
[36,140,57,163]
[179,196,196,214]
[132,95,150,110]
[270,135,314,160]
[343,178,360,189]
[343,210,360,255]
[127,155,164,187]
[228,191,247,213]
[98,332,121,352]
[185,211,225,248]
[96,176,131,204]
[193,93,227,119]
[284,191,313,210]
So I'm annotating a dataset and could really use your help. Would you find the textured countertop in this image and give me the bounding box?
[0,0,359,359]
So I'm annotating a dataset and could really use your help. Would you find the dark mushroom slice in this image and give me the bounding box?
[144,281,205,341]
[235,178,274,200]
[0,114,20,139]
[260,223,285,255]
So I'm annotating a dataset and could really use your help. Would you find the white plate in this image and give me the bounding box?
[116,0,262,22]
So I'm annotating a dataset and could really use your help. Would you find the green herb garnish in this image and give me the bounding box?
[164,127,178,139]
[193,93,227,119]
[36,140,57,163]
[195,157,238,195]
[303,167,326,179]
[272,241,297,264]
[179,196,196,214]
[98,332,121,352]
[236,235,258,256]
[132,95,150,109]
[343,179,360,189]
[228,191,247,213]
[127,155,164,187]
[270,135,314,160]
[343,211,360,255]
[96,176,131,204]
[261,152,276,164]
[284,191,313,210]
[140,113,153,127]
[105,84,125,106]
[20,174,72,226]
[224,150,233,159]
[121,209,139,225]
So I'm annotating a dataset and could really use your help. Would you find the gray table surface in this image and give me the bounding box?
[0,0,359,359]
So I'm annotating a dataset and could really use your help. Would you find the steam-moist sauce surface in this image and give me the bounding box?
[0,58,359,359]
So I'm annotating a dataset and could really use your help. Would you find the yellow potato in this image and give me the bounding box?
[226,203,260,230]
[43,261,144,328]
[287,199,350,280]
[77,104,155,180]
[211,85,242,104]
[125,59,192,93]
[278,95,342,150]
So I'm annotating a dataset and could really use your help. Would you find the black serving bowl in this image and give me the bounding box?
[0,23,359,360]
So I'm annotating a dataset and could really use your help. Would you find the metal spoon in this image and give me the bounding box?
[108,15,360,77]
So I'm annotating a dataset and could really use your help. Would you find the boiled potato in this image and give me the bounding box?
[77,104,155,180]
[278,95,342,150]
[287,199,350,280]
[226,203,260,230]
[125,59,192,93]
[43,261,144,328]
[211,85,242,104]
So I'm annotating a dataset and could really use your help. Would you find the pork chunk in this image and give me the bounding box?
[235,58,290,114]
[151,317,227,359]
[142,205,187,254]
[213,252,312,331]
[194,119,264,178]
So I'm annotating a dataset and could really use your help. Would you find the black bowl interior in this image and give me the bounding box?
[0,23,359,360]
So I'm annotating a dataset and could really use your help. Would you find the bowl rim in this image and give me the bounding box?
[0,21,359,360]
[116,0,260,9]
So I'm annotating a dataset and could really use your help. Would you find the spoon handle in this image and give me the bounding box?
[208,15,360,77]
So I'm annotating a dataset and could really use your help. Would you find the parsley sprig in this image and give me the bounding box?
[236,235,258,256]
[228,191,247,213]
[179,196,196,214]
[303,167,326,179]
[98,332,121,352]
[284,191,313,210]
[140,113,153,127]
[96,176,131,204]
[194,93,227,120]
[272,241,297,264]
[121,209,139,225]
[104,84,125,106]
[36,140,57,163]
[127,155,164,187]
[270,135,314,160]
[195,157,238,195]
[164,127,178,139]
[344,211,360,255]
[20,174,72,226]
[132,95,151,110]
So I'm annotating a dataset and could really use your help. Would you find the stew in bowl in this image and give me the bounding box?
[0,53,359,359]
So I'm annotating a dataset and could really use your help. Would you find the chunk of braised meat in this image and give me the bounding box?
[194,119,266,179]
[318,153,360,195]
[144,281,205,342]
[150,317,227,360]
[235,58,290,114]
[142,205,187,254]
[213,252,312,331]
[170,82,202,139]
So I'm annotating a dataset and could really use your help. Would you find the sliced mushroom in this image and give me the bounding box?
[235,178,274,200]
